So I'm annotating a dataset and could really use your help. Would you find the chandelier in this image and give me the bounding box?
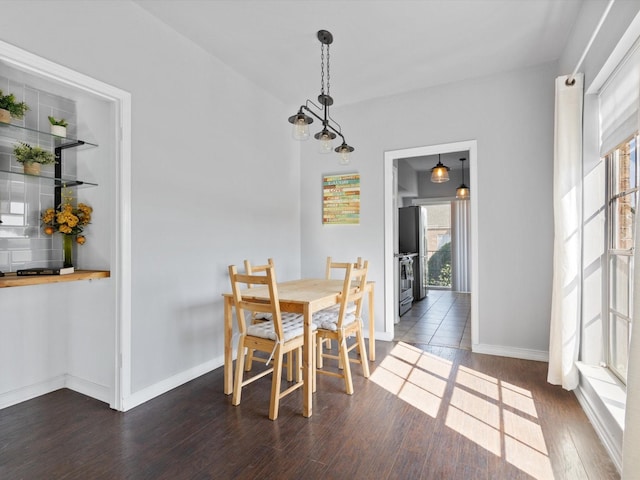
[288,30,355,165]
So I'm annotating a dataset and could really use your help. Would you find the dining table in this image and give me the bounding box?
[222,277,375,418]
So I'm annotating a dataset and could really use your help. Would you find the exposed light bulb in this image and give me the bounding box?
[318,133,334,154]
[456,186,469,199]
[338,148,351,165]
[292,118,310,140]
[431,166,450,183]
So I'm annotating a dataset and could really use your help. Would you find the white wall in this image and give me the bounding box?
[397,161,418,199]
[0,0,301,405]
[301,61,556,354]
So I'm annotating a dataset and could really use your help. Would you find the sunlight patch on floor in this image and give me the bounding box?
[370,342,452,418]
[504,435,555,479]
[501,380,538,418]
[449,386,500,429]
[455,365,500,400]
[503,409,548,454]
[371,342,555,480]
[445,404,502,456]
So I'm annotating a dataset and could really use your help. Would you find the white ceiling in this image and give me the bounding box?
[134,0,585,108]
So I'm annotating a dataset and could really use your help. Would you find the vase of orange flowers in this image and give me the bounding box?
[41,200,93,268]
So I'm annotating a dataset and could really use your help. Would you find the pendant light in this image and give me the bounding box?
[430,154,450,183]
[287,30,355,164]
[456,157,469,199]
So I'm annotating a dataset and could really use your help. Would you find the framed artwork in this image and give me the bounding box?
[322,173,360,224]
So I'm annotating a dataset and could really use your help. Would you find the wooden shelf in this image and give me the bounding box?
[0,270,110,288]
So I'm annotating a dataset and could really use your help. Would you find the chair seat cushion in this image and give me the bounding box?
[247,312,317,341]
[312,303,358,332]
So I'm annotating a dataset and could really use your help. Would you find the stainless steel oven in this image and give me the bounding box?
[398,254,414,316]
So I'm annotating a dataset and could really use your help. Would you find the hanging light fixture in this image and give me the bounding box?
[288,30,355,165]
[456,157,469,199]
[430,154,450,183]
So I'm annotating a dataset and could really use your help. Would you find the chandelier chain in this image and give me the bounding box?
[320,43,325,95]
[320,43,331,96]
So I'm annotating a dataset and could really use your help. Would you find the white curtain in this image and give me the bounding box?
[547,74,583,390]
[451,200,471,292]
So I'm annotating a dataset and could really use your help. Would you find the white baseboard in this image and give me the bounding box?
[0,374,113,410]
[0,375,66,410]
[0,357,223,413]
[65,374,111,405]
[121,356,223,411]
[472,343,549,362]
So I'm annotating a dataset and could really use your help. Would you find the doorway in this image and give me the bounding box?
[384,141,479,348]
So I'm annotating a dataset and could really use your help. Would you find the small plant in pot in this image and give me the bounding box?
[48,116,68,137]
[13,142,56,175]
[0,89,29,124]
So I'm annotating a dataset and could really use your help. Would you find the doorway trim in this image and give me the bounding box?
[384,140,479,346]
[0,41,132,411]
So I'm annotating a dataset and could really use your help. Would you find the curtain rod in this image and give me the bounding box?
[566,0,616,86]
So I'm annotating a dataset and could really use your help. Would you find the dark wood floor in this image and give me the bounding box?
[0,341,619,479]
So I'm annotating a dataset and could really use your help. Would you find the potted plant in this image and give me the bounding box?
[0,89,29,124]
[13,141,56,175]
[48,116,68,137]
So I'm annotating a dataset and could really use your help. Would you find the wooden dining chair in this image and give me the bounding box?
[314,260,370,395]
[321,256,364,356]
[243,258,273,369]
[244,258,275,290]
[243,258,295,381]
[229,263,315,420]
[325,256,363,279]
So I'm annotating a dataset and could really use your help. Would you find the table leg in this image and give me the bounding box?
[368,283,375,362]
[303,304,313,417]
[224,296,234,395]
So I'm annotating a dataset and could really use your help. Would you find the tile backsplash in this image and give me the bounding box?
[0,74,77,272]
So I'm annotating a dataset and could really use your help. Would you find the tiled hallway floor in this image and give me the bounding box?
[393,290,471,349]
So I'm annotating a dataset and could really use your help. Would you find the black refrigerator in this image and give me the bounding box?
[398,206,428,300]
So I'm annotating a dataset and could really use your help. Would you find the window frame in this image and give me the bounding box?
[605,134,638,384]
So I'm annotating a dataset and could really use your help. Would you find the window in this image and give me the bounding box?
[606,134,638,383]
[598,37,640,385]
[424,203,452,288]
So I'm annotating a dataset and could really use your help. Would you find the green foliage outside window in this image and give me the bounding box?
[428,241,451,286]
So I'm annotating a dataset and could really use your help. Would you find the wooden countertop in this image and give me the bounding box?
[0,270,110,288]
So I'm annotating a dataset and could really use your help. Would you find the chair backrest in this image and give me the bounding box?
[228,264,284,339]
[244,258,275,288]
[336,260,369,327]
[325,256,363,279]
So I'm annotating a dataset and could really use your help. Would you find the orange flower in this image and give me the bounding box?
[41,200,93,244]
